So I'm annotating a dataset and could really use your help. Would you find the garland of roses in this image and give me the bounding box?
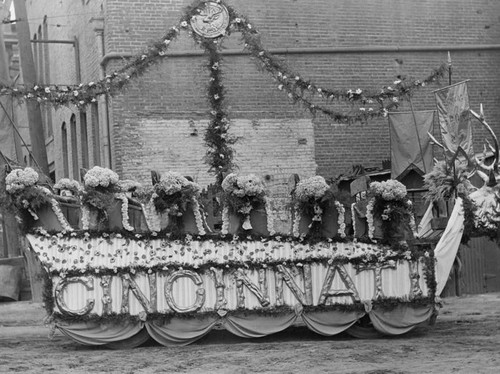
[0,0,448,182]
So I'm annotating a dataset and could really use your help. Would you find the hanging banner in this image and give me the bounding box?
[388,110,434,179]
[434,80,473,160]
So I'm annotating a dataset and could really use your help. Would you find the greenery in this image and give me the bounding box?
[423,161,473,203]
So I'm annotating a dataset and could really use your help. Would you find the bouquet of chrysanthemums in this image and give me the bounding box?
[53,178,82,198]
[368,179,414,243]
[152,172,201,215]
[370,180,408,202]
[81,166,121,218]
[291,175,341,237]
[4,167,52,214]
[221,173,273,233]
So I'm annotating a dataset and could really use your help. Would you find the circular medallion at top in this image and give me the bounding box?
[190,2,230,38]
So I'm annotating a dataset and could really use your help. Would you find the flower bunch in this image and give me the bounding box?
[53,178,82,197]
[370,180,407,201]
[292,176,337,238]
[369,179,413,245]
[222,173,266,199]
[3,168,51,214]
[152,172,201,215]
[293,176,330,203]
[83,166,119,189]
[81,167,121,218]
[221,173,268,232]
[118,179,143,193]
[5,167,39,193]
[423,161,473,202]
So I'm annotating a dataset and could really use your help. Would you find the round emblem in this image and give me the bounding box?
[190,2,230,38]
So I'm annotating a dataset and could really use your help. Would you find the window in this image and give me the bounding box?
[43,16,53,137]
[91,103,101,165]
[70,114,79,180]
[61,122,69,177]
[80,111,89,169]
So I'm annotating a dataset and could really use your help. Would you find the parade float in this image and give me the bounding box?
[2,0,495,348]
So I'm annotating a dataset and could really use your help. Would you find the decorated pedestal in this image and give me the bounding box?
[164,201,205,235]
[28,233,436,348]
[296,203,340,238]
[226,203,270,236]
[107,198,149,233]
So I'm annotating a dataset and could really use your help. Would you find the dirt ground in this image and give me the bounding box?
[0,294,499,374]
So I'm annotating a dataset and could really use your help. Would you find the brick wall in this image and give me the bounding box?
[22,0,500,188]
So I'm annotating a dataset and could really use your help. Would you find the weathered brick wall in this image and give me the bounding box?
[104,0,500,181]
[22,0,500,188]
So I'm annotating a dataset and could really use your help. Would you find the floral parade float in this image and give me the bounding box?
[1,0,477,348]
[2,165,437,347]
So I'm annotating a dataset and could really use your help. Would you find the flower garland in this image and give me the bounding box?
[29,232,433,276]
[80,205,89,230]
[116,193,134,232]
[190,196,206,235]
[141,200,161,233]
[351,202,357,237]
[264,197,276,236]
[221,205,230,235]
[292,204,301,237]
[335,200,346,238]
[49,198,73,232]
[366,198,375,241]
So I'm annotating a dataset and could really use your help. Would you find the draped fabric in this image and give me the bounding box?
[434,81,474,160]
[434,198,464,296]
[223,313,297,338]
[388,110,434,179]
[56,306,432,346]
[416,202,433,239]
[146,316,219,346]
[369,305,433,335]
[301,310,363,336]
[58,321,144,346]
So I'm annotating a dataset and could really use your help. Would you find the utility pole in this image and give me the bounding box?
[13,0,49,175]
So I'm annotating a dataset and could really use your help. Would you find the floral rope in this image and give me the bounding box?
[191,197,206,235]
[264,197,275,236]
[366,198,375,241]
[142,199,161,232]
[116,193,134,232]
[81,206,90,230]
[335,200,346,238]
[292,204,301,237]
[351,203,357,237]
[50,198,73,232]
[221,205,230,235]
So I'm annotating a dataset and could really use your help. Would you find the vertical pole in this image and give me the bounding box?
[408,98,427,174]
[13,0,49,175]
[0,2,22,258]
[447,51,452,86]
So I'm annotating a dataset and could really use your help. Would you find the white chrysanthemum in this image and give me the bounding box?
[84,166,119,188]
[370,180,407,201]
[155,172,201,196]
[222,173,265,197]
[54,178,81,191]
[5,167,39,193]
[294,176,329,202]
